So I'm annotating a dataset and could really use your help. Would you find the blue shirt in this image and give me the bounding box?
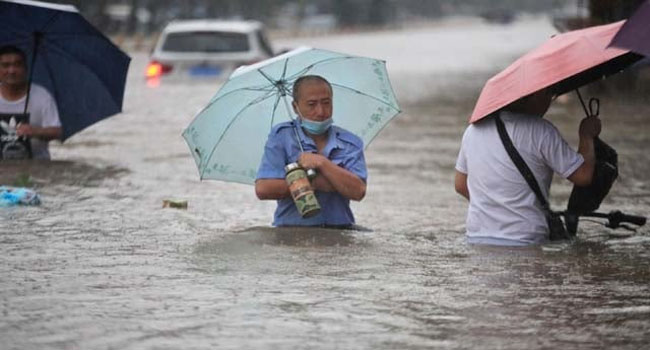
[256,121,367,227]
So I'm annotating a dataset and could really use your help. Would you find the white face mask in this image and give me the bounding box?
[300,117,333,135]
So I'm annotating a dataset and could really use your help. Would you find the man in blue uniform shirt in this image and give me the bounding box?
[255,75,367,227]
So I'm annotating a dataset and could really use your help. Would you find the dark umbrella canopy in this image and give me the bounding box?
[0,0,131,140]
[609,0,650,57]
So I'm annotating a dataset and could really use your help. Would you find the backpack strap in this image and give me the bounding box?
[494,114,551,212]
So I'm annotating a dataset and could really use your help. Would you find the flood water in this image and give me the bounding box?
[2,16,649,349]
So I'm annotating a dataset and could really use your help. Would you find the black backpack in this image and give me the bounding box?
[565,138,618,234]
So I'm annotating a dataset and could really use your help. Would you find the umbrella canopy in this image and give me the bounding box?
[182,46,401,184]
[609,0,650,57]
[0,0,131,140]
[469,20,642,123]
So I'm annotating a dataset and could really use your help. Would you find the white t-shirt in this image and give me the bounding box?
[0,84,60,159]
[455,111,584,245]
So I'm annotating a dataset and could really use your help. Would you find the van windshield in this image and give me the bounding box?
[162,31,250,53]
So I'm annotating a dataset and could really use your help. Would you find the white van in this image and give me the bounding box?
[146,20,274,80]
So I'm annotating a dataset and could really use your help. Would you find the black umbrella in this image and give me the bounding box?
[0,0,131,140]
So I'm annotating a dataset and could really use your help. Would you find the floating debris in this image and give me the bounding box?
[162,199,188,209]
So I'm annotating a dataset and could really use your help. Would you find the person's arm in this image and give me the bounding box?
[454,127,470,200]
[255,178,290,200]
[455,170,469,200]
[17,88,62,142]
[16,123,62,141]
[567,116,601,186]
[255,128,291,200]
[299,152,366,201]
[310,173,336,192]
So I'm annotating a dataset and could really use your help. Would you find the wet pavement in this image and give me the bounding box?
[1,16,649,349]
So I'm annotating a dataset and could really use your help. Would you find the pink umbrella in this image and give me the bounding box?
[469,20,641,124]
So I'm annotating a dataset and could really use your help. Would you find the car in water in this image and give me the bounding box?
[146,20,274,81]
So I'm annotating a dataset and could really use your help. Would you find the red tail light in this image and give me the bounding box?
[145,61,173,78]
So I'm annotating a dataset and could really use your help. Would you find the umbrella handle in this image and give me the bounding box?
[575,89,600,118]
[281,95,319,180]
[589,98,600,117]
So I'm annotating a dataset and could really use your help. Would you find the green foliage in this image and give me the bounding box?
[12,173,33,188]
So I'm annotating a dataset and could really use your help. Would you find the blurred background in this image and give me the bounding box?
[40,0,645,46]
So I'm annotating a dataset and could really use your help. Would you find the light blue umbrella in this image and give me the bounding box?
[182,46,401,184]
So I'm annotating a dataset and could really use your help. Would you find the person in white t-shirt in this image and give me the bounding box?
[454,88,601,246]
[0,45,61,160]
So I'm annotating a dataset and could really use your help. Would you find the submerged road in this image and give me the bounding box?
[2,16,649,350]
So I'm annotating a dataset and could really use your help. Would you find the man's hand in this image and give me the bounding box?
[16,123,34,137]
[298,152,336,192]
[569,115,602,186]
[16,123,62,141]
[578,115,601,139]
[298,152,326,170]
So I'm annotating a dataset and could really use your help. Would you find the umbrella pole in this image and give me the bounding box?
[23,32,43,115]
[281,94,306,153]
[281,94,317,178]
[575,89,589,117]
[575,88,599,118]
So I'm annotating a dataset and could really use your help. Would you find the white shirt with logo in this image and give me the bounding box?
[455,111,584,245]
[0,84,60,159]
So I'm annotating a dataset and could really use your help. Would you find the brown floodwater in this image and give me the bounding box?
[1,16,649,350]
